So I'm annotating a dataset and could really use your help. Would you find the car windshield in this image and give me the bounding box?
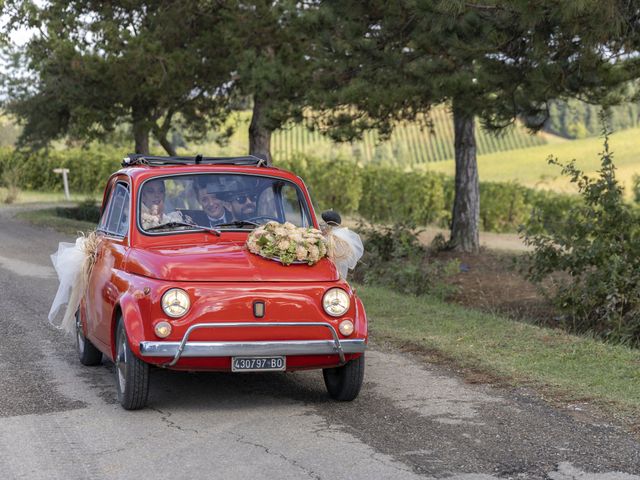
[138,173,312,233]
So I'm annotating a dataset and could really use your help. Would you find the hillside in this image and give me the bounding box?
[271,107,548,165]
[422,127,640,196]
[186,108,549,165]
[179,111,640,197]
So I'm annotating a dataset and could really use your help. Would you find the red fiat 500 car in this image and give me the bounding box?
[76,154,367,410]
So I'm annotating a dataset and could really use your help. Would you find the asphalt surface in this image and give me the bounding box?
[0,205,638,480]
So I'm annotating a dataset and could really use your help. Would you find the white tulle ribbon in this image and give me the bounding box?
[324,226,364,280]
[48,233,101,334]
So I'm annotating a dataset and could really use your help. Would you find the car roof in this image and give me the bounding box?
[114,154,302,184]
[122,154,268,168]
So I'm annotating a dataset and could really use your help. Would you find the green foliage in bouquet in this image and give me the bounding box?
[521,131,640,347]
[247,221,327,266]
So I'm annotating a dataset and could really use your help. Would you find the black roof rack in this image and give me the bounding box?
[122,154,268,168]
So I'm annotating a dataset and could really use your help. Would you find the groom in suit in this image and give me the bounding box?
[192,177,232,227]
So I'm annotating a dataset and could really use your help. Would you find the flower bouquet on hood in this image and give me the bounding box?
[246,221,328,265]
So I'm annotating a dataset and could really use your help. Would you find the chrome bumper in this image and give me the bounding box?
[138,321,367,367]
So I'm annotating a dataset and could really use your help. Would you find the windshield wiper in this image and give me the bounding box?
[146,221,221,236]
[216,220,259,228]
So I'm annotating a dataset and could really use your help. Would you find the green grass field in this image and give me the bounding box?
[421,127,640,195]
[0,187,94,204]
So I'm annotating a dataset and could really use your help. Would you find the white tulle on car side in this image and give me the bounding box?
[48,233,100,334]
[324,227,364,280]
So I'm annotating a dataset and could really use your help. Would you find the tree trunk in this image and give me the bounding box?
[152,111,177,156]
[132,107,150,155]
[156,134,177,156]
[449,101,480,253]
[249,95,273,165]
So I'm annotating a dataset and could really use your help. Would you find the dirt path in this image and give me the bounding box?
[342,217,529,253]
[416,227,530,252]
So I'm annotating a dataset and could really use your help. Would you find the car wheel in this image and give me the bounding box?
[323,354,365,401]
[76,310,102,366]
[115,318,150,410]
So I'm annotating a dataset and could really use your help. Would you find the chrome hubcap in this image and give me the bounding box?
[116,333,127,393]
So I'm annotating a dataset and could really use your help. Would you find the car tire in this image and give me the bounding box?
[115,318,150,410]
[75,310,102,366]
[323,353,365,401]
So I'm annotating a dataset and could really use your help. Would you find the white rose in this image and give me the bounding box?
[295,245,308,261]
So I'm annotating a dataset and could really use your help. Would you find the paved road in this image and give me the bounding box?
[0,206,638,480]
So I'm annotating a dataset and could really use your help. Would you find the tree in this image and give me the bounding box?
[3,1,233,154]
[216,0,319,164]
[309,0,640,252]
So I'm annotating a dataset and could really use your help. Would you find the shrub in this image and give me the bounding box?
[1,162,21,204]
[479,181,528,233]
[280,154,449,225]
[522,189,582,236]
[632,173,640,203]
[351,223,458,298]
[521,133,640,346]
[55,199,101,223]
[279,154,362,214]
[0,146,122,194]
[0,146,584,237]
[359,166,448,225]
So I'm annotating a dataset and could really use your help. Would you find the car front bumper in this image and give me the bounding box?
[138,321,367,367]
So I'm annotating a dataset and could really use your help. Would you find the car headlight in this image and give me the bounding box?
[161,288,190,318]
[322,288,350,317]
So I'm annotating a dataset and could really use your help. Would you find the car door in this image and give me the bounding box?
[86,180,131,348]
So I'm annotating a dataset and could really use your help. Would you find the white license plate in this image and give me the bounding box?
[231,356,286,372]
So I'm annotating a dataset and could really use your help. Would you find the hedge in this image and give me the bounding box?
[0,147,122,195]
[0,147,578,233]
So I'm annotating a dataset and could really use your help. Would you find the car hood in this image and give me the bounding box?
[126,242,340,282]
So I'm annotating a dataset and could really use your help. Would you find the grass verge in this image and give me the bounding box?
[0,187,93,204]
[359,284,640,424]
[16,208,96,235]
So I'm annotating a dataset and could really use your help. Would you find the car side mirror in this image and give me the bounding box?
[321,210,342,226]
